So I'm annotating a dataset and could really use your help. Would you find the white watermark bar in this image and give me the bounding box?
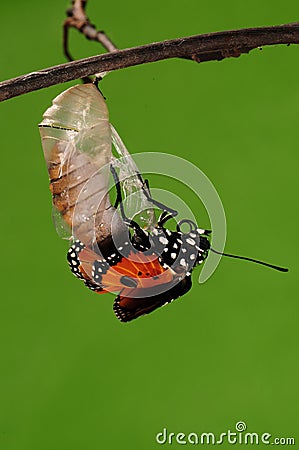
[155,421,295,445]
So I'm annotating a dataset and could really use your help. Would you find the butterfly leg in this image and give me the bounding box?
[157,210,176,227]
[112,171,123,210]
[134,173,178,229]
[110,165,136,223]
[110,165,148,233]
[135,171,178,217]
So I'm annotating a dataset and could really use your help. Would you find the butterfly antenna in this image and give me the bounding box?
[210,248,288,272]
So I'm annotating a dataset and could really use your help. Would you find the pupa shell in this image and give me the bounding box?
[39,83,154,247]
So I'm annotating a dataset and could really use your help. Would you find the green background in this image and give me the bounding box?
[0,1,298,448]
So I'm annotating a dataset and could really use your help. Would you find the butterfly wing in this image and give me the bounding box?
[67,240,179,308]
[92,250,174,292]
[113,275,192,322]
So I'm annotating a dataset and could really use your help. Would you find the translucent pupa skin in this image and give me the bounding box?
[39,83,154,248]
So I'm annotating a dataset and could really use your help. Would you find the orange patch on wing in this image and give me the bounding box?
[77,247,175,295]
[99,251,174,292]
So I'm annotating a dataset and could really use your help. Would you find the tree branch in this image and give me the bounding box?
[1,22,299,102]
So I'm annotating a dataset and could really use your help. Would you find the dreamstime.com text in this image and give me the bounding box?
[155,421,295,446]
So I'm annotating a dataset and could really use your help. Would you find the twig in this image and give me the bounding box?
[64,0,118,61]
[1,23,299,102]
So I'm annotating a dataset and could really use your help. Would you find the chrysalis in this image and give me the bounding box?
[39,83,154,248]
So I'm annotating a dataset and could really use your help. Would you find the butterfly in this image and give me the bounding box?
[66,191,211,322]
[39,82,287,322]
